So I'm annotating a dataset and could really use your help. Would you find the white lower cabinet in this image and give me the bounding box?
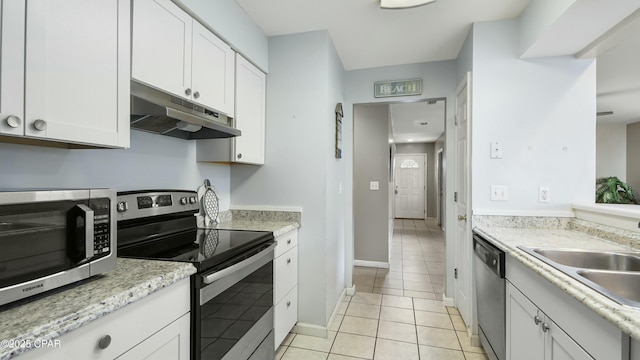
[506,281,592,360]
[19,279,190,360]
[506,256,624,360]
[273,230,299,347]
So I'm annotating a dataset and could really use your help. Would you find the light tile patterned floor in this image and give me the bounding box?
[276,218,489,360]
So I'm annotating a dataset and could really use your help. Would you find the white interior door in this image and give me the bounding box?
[454,72,472,329]
[394,154,425,219]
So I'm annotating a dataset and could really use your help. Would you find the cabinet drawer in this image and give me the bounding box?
[19,279,190,360]
[274,286,297,347]
[275,230,298,258]
[274,246,298,303]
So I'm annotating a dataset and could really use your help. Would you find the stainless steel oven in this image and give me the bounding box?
[116,190,275,360]
[0,189,116,307]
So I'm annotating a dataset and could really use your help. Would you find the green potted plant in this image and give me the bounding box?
[595,176,638,204]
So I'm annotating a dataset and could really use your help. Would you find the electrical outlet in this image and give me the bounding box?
[539,187,550,202]
[370,181,379,191]
[490,185,509,201]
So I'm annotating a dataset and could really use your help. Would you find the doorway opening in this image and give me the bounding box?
[352,98,447,297]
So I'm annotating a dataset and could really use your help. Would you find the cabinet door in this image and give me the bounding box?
[545,319,593,360]
[0,0,25,136]
[506,282,544,360]
[234,55,266,164]
[131,0,192,100]
[117,313,191,360]
[24,0,129,147]
[191,21,235,116]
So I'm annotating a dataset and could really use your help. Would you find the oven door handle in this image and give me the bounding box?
[202,243,276,285]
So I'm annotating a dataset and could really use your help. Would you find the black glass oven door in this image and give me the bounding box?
[194,244,275,360]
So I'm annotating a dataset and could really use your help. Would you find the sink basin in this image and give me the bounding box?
[518,246,640,307]
[578,270,640,307]
[532,248,640,271]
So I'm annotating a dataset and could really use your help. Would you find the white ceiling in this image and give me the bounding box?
[234,0,640,137]
[235,0,530,71]
[596,17,640,125]
[390,100,445,143]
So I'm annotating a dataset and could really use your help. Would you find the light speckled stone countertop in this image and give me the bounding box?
[474,221,640,341]
[0,258,196,360]
[210,220,299,237]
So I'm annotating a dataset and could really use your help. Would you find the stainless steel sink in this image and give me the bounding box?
[532,248,640,271]
[518,246,640,308]
[577,270,640,307]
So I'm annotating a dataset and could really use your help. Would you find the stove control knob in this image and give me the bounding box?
[189,196,197,204]
[117,201,128,212]
[180,197,188,205]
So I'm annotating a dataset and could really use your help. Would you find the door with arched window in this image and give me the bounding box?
[394,154,425,219]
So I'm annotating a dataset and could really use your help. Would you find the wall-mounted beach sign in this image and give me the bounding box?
[374,78,422,98]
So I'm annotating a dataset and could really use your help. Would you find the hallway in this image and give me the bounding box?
[275,218,488,360]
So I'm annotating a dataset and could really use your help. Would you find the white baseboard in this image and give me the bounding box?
[353,260,390,269]
[292,287,349,339]
[292,323,328,338]
[442,293,455,307]
[346,285,356,296]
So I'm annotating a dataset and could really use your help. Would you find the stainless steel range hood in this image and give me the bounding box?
[130,81,240,140]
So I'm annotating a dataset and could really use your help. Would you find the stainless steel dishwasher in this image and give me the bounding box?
[473,232,505,360]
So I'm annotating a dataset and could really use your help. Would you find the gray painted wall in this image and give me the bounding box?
[627,122,640,198]
[396,142,437,218]
[229,31,346,328]
[596,123,626,181]
[354,104,390,263]
[0,130,232,208]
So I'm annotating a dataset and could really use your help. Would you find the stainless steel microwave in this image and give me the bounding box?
[0,189,116,307]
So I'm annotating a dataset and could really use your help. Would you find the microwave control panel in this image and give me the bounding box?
[90,198,112,256]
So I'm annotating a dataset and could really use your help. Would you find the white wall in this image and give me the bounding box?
[471,19,596,216]
[0,130,231,209]
[229,31,345,328]
[596,123,627,181]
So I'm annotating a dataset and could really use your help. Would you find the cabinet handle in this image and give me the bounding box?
[287,300,291,307]
[5,115,21,128]
[98,335,112,350]
[237,153,243,159]
[185,88,192,96]
[193,91,200,99]
[533,315,541,325]
[33,119,47,131]
[287,258,291,264]
[287,239,292,245]
[542,323,550,333]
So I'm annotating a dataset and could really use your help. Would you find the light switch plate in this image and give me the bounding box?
[490,141,503,159]
[490,185,508,201]
[370,181,379,191]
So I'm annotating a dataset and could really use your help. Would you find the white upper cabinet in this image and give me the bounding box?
[196,54,266,165]
[131,0,192,101]
[132,0,235,117]
[0,0,130,148]
[191,21,235,117]
[234,54,266,164]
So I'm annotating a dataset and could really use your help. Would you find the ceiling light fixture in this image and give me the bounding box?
[380,0,436,10]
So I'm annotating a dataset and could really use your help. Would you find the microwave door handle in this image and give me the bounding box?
[76,204,95,261]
